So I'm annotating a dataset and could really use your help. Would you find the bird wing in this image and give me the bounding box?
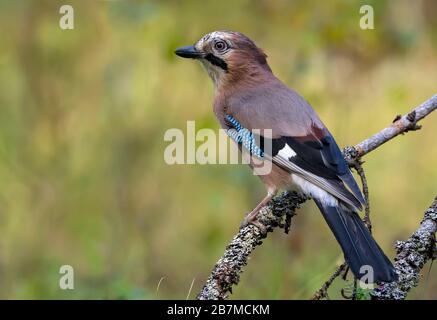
[226,81,365,210]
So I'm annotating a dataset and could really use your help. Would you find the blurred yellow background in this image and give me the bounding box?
[0,0,436,299]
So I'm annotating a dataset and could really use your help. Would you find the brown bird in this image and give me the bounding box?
[175,31,396,283]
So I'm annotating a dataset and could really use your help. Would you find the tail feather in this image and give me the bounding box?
[314,199,397,283]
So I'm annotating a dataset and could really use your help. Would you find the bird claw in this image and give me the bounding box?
[240,213,268,235]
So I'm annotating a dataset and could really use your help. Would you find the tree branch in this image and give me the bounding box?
[350,94,437,158]
[197,94,437,300]
[197,192,307,300]
[311,262,348,300]
[372,196,437,300]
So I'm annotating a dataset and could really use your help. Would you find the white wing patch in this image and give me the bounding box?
[292,174,338,207]
[277,143,296,159]
[270,154,359,210]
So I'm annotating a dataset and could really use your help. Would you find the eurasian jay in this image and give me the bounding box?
[175,31,396,283]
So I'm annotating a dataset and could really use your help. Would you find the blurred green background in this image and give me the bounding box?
[0,0,436,299]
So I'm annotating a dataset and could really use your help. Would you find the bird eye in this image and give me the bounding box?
[214,40,228,52]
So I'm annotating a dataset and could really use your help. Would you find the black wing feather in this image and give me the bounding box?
[262,132,365,208]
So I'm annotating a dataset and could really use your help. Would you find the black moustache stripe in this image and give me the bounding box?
[205,54,228,72]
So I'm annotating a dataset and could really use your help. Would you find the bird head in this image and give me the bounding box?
[175,31,271,88]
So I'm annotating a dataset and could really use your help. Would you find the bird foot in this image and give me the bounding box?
[240,213,267,235]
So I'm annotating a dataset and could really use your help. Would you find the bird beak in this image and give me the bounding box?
[175,45,203,59]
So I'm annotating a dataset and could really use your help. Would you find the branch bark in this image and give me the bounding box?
[196,94,437,300]
[352,94,437,157]
[197,192,307,300]
[372,197,437,300]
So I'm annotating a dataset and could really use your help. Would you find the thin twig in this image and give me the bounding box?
[186,278,196,300]
[312,263,347,300]
[353,160,372,231]
[352,94,437,157]
[353,278,358,300]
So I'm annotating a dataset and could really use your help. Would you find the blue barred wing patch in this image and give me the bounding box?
[225,115,264,159]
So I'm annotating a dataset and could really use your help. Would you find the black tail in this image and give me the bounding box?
[314,199,397,283]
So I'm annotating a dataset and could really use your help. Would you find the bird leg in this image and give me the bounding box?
[240,190,276,234]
